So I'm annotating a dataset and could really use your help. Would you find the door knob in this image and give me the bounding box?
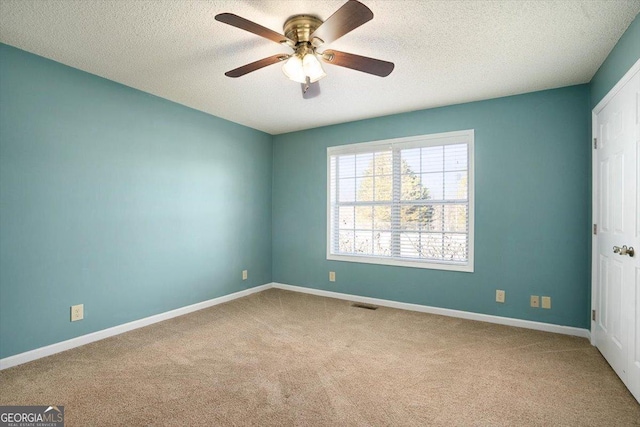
[613,245,635,257]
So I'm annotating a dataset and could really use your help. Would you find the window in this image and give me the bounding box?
[327,130,474,272]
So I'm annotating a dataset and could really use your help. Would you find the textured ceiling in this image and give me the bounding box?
[1,1,639,135]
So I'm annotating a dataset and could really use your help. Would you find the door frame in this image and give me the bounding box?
[591,58,640,345]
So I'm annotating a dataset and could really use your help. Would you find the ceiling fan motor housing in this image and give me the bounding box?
[283,15,323,44]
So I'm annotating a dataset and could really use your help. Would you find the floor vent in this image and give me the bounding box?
[350,302,378,310]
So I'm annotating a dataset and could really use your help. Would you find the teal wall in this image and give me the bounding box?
[590,13,640,107]
[0,44,273,359]
[272,85,591,328]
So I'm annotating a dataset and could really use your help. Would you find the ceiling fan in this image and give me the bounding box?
[215,0,394,98]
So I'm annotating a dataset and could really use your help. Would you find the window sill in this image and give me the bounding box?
[327,254,474,272]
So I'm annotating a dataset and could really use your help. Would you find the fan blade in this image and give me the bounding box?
[225,54,289,78]
[310,0,373,45]
[215,13,294,45]
[320,50,394,77]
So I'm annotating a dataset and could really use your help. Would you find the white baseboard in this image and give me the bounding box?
[1,281,591,370]
[272,283,590,339]
[0,284,271,370]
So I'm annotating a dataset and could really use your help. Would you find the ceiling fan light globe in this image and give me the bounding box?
[282,56,306,83]
[303,54,326,82]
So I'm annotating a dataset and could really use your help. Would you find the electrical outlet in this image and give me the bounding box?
[541,296,551,309]
[71,304,84,322]
[530,295,540,308]
[329,271,336,282]
[242,270,248,280]
[496,290,505,303]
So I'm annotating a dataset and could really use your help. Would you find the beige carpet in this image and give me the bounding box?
[1,288,639,426]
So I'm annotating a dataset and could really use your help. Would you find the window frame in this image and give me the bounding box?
[326,130,475,272]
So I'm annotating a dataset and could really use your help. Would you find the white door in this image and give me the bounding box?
[593,61,640,403]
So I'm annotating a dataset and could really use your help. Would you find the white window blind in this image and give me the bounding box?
[327,130,474,272]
